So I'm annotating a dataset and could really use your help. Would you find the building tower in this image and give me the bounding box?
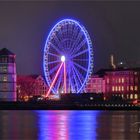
[110,54,116,69]
[0,48,16,101]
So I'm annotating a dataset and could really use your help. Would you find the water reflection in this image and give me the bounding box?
[0,111,140,140]
[96,111,140,140]
[0,111,38,139]
[37,111,99,140]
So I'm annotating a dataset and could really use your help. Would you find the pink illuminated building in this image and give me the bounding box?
[85,68,140,100]
[17,75,48,100]
[105,68,140,100]
[85,75,105,93]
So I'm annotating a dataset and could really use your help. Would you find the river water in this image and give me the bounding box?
[0,110,140,140]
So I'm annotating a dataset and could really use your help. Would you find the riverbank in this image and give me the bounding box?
[0,101,140,110]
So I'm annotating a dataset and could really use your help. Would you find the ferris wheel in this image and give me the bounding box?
[43,19,93,97]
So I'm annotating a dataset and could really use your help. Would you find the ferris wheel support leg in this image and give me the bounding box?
[64,62,66,93]
[46,62,63,97]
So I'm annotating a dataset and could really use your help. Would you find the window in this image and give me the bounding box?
[118,86,121,91]
[112,86,114,92]
[2,66,7,72]
[126,86,129,91]
[130,94,133,99]
[134,86,138,91]
[115,86,118,91]
[134,94,138,99]
[135,78,138,83]
[3,76,7,81]
[122,78,124,83]
[107,78,109,84]
[119,78,121,83]
[122,86,124,91]
[2,83,8,91]
[130,86,133,91]
[134,72,137,75]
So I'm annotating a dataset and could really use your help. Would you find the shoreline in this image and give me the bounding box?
[0,102,140,110]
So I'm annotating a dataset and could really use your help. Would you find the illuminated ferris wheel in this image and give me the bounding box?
[43,19,93,97]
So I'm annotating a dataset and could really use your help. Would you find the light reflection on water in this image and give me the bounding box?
[0,110,140,140]
[37,111,98,140]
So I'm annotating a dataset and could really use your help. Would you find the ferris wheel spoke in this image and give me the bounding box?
[68,67,75,93]
[73,59,88,61]
[68,68,74,93]
[71,67,80,92]
[72,69,81,91]
[49,64,60,75]
[71,38,87,56]
[49,42,62,54]
[71,30,82,50]
[48,52,60,58]
[54,33,61,42]
[48,60,60,65]
[71,49,88,58]
[73,61,88,72]
[74,66,85,85]
[44,19,93,94]
[72,65,83,87]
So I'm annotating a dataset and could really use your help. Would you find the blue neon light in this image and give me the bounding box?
[43,18,93,94]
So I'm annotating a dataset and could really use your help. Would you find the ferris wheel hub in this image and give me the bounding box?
[61,55,65,62]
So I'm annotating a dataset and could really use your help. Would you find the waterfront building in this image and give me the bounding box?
[17,75,48,101]
[0,48,16,101]
[85,75,105,93]
[104,68,140,100]
[85,68,140,101]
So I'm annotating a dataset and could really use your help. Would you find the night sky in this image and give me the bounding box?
[0,1,140,75]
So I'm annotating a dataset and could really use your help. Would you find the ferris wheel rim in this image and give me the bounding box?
[43,18,93,94]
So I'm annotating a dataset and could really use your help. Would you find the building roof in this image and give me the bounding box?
[95,67,140,76]
[0,48,15,56]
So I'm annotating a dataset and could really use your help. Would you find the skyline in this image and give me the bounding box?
[0,1,140,74]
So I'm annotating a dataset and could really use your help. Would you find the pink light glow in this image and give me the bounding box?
[46,62,63,97]
[64,62,66,93]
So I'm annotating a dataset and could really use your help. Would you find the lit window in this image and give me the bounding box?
[130,94,133,99]
[122,94,124,98]
[115,86,118,91]
[118,86,121,91]
[3,76,7,81]
[122,78,124,83]
[134,94,138,99]
[112,86,114,92]
[134,86,138,91]
[119,78,121,83]
[107,78,109,84]
[122,86,124,91]
[134,72,137,75]
[2,66,7,72]
[130,86,133,91]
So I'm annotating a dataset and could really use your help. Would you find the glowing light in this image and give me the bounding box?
[61,55,65,62]
[64,62,66,93]
[46,63,63,97]
[43,18,93,94]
